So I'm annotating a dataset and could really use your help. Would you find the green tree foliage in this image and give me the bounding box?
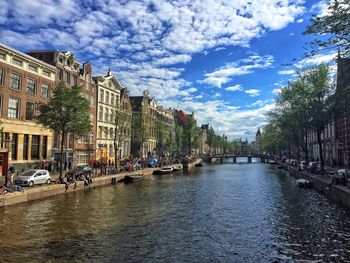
[182,117,201,155]
[265,65,334,171]
[155,120,171,156]
[113,109,131,168]
[132,109,151,156]
[304,0,350,55]
[174,119,183,155]
[37,82,91,178]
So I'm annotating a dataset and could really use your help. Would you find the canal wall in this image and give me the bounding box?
[183,158,202,170]
[0,168,156,208]
[281,164,350,208]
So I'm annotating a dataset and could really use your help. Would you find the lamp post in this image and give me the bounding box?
[4,138,12,187]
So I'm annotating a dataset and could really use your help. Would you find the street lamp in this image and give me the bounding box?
[4,138,12,187]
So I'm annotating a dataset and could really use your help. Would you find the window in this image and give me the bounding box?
[41,84,49,98]
[104,109,108,123]
[23,134,29,160]
[27,79,36,95]
[12,58,22,66]
[0,52,5,60]
[0,68,3,86]
[31,135,40,159]
[110,109,114,123]
[99,107,103,121]
[10,73,21,90]
[105,91,109,104]
[65,72,70,84]
[25,101,35,121]
[111,94,114,106]
[0,95,2,117]
[73,75,78,86]
[110,128,114,139]
[43,70,51,78]
[28,64,37,72]
[8,98,19,119]
[100,90,104,102]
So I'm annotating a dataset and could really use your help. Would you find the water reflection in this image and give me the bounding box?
[1,163,350,262]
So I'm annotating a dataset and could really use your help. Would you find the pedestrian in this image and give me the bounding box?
[68,159,72,171]
[108,159,111,166]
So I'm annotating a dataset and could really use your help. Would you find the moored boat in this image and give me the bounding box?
[124,174,144,183]
[172,164,182,171]
[195,162,203,167]
[296,178,311,188]
[153,167,174,175]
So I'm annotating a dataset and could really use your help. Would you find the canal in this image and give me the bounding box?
[1,161,350,262]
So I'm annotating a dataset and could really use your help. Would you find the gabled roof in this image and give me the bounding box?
[177,110,187,123]
[130,96,143,112]
[201,124,209,130]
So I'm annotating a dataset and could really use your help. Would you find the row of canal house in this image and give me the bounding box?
[294,55,350,168]
[0,43,178,175]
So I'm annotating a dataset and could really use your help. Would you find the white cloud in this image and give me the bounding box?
[272,88,282,95]
[201,53,274,87]
[245,89,261,97]
[296,18,303,23]
[0,0,305,138]
[162,98,275,140]
[297,53,336,68]
[278,69,295,75]
[225,84,243,92]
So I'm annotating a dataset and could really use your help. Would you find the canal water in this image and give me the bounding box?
[1,161,350,262]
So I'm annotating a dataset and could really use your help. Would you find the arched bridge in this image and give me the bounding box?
[202,154,271,164]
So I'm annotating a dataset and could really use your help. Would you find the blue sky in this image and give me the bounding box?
[0,0,336,140]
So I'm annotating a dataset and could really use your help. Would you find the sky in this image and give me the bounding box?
[0,0,336,141]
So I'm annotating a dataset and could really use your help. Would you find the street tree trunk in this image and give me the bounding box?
[316,130,324,172]
[59,132,65,179]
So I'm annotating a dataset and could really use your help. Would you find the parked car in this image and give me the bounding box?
[14,169,52,187]
[146,158,159,168]
[307,162,321,174]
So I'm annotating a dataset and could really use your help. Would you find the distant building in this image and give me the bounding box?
[0,43,57,172]
[200,124,209,155]
[255,128,262,154]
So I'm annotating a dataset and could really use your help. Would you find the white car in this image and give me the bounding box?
[14,169,52,187]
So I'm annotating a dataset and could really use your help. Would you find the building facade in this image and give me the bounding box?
[119,88,132,160]
[0,43,57,173]
[156,106,175,156]
[94,70,122,164]
[28,50,97,167]
[130,90,157,158]
[336,56,350,167]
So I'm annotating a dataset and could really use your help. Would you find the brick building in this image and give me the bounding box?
[28,50,97,167]
[0,43,57,173]
[335,56,350,167]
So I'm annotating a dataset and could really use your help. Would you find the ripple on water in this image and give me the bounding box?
[1,163,350,262]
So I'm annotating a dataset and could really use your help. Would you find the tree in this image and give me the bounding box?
[305,64,334,171]
[174,119,183,155]
[132,108,151,157]
[112,109,131,169]
[304,0,350,55]
[37,82,91,179]
[155,120,170,156]
[182,117,201,155]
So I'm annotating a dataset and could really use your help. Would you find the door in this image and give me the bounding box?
[0,154,3,176]
[0,153,8,177]
[34,171,44,184]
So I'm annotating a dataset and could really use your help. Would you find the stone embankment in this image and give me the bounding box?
[0,168,157,208]
[280,163,350,208]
